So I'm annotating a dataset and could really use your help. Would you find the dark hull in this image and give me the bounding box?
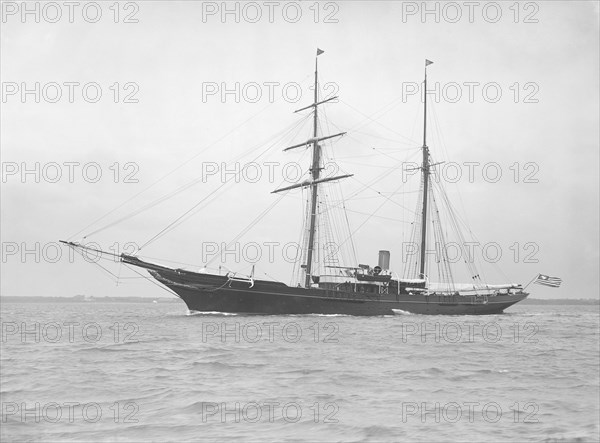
[168,285,526,316]
[123,256,528,316]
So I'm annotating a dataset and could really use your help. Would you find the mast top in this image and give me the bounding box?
[422,59,433,148]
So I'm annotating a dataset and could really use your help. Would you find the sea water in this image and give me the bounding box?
[1,301,598,442]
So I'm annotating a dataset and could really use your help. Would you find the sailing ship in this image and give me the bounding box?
[61,51,529,315]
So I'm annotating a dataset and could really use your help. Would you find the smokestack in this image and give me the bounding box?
[378,250,390,270]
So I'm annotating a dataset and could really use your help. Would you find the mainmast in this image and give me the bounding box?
[419,59,433,279]
[272,49,351,289]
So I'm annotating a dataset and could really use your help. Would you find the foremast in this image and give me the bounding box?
[305,52,322,288]
[272,49,351,288]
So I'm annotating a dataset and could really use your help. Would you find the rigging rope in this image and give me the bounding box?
[68,103,276,241]
[138,115,312,249]
[81,112,312,243]
[205,193,287,267]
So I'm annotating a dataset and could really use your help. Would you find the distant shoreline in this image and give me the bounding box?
[0,296,598,305]
[0,296,179,304]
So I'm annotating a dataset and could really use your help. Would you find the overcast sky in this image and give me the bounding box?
[1,1,598,299]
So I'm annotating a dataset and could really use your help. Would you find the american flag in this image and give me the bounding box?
[534,274,562,288]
